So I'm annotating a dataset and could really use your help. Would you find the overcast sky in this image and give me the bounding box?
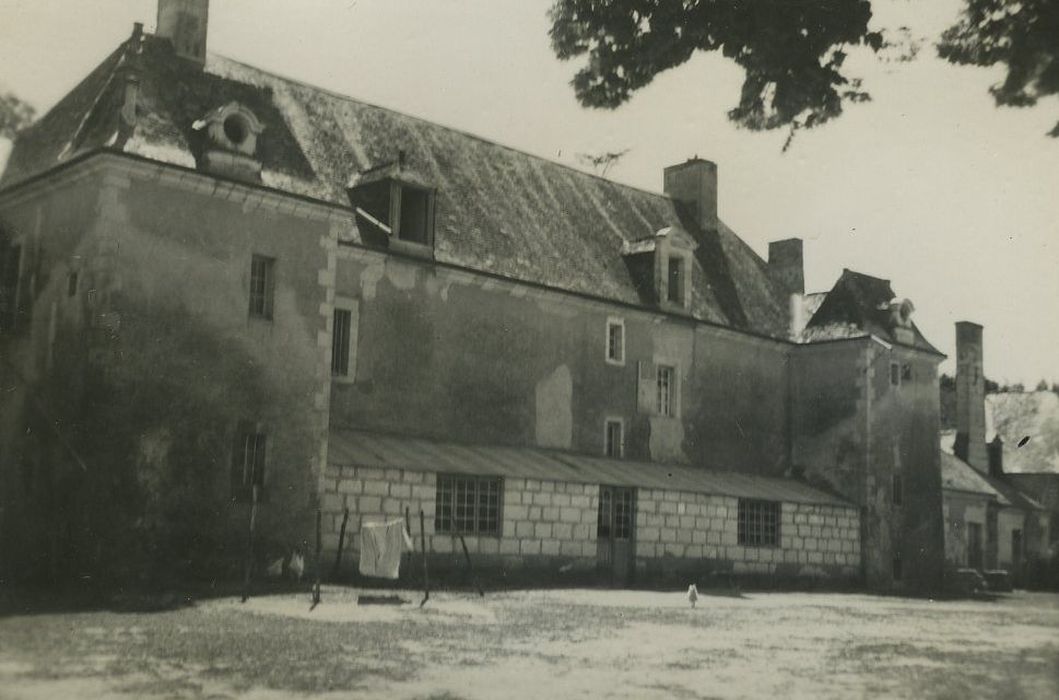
[1,0,1057,385]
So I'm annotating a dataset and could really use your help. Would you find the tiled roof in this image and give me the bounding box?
[330,429,854,508]
[0,32,791,338]
[800,270,940,354]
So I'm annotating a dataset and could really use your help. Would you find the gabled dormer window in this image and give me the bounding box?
[348,158,436,257]
[620,225,694,312]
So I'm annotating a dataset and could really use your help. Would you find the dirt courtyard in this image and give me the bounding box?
[0,587,1056,699]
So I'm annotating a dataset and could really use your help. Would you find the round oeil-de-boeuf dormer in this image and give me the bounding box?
[192,102,265,181]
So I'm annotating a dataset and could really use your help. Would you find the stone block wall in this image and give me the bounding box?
[636,489,860,578]
[321,465,861,583]
[320,467,600,571]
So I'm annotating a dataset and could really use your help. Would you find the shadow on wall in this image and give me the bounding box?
[10,302,300,590]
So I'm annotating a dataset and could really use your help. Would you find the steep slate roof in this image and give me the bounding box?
[0,32,791,338]
[330,429,854,507]
[801,269,941,354]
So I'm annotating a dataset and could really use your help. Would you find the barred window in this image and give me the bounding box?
[737,499,780,547]
[435,475,502,535]
[248,254,275,319]
[332,308,352,376]
[657,365,675,416]
[613,488,634,539]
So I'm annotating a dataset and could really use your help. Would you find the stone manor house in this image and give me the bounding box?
[0,0,956,591]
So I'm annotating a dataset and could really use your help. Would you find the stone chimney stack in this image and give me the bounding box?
[768,238,805,298]
[663,158,718,230]
[157,0,209,65]
[954,321,989,473]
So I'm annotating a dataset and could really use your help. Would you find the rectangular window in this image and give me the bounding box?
[397,185,432,245]
[890,361,901,386]
[657,365,675,417]
[67,270,79,297]
[737,499,780,547]
[604,418,624,458]
[901,363,913,383]
[332,308,352,376]
[667,256,683,304]
[893,553,903,581]
[231,427,267,502]
[892,472,903,506]
[613,488,634,539]
[0,243,21,332]
[435,474,502,535]
[248,255,275,319]
[605,318,624,365]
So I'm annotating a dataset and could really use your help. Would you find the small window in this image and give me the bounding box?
[737,499,780,547]
[332,308,352,377]
[890,362,901,387]
[893,553,903,581]
[657,365,675,417]
[67,271,79,297]
[604,418,624,458]
[597,488,612,538]
[892,472,903,507]
[667,256,684,305]
[248,255,275,319]
[435,475,502,535]
[231,427,267,502]
[901,363,912,383]
[605,318,624,365]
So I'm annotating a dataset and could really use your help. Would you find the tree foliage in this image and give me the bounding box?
[938,0,1059,137]
[549,0,882,136]
[0,92,36,139]
[548,0,1059,139]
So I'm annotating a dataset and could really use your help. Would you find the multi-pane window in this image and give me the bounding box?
[667,256,683,304]
[435,475,502,535]
[248,254,275,319]
[232,427,267,502]
[737,499,780,547]
[604,419,623,458]
[606,318,624,364]
[332,308,352,376]
[892,472,903,506]
[613,488,634,539]
[598,486,635,540]
[657,365,675,417]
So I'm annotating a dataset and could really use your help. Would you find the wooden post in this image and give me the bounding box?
[311,509,322,610]
[331,508,350,580]
[418,508,430,608]
[240,485,258,603]
[458,535,484,597]
[404,506,411,582]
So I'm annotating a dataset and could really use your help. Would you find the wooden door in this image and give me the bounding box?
[597,486,636,585]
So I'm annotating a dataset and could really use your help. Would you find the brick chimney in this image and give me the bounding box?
[663,158,717,230]
[768,238,805,298]
[157,0,209,65]
[954,321,989,473]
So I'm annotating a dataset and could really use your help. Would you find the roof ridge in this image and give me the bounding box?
[202,46,675,203]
